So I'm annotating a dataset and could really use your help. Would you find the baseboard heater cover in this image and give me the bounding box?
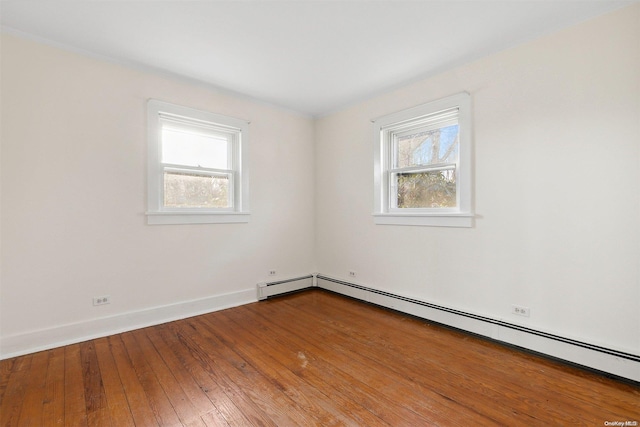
[257,274,315,300]
[314,274,640,383]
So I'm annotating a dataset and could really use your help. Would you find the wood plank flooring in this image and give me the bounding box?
[1,289,639,426]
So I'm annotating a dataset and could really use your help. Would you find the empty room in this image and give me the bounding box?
[1,1,639,425]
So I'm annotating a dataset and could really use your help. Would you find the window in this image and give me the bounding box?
[373,92,472,227]
[146,100,249,224]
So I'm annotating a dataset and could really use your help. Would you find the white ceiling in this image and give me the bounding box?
[0,1,633,116]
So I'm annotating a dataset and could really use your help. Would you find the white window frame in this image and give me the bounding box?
[373,92,473,227]
[146,99,250,225]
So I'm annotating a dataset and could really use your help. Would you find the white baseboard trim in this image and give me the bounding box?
[4,273,638,383]
[0,288,256,360]
[316,275,640,383]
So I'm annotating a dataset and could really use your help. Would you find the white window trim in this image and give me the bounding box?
[146,99,250,225]
[373,92,473,227]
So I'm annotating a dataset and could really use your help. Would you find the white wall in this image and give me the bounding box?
[1,4,638,367]
[315,4,639,356]
[0,34,315,355]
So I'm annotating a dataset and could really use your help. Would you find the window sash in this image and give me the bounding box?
[160,122,234,170]
[388,164,457,211]
[158,118,237,211]
[162,166,235,211]
[385,122,460,210]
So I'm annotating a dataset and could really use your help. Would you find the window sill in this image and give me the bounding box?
[373,212,474,228]
[146,211,250,225]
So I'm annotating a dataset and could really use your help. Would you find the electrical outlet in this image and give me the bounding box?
[269,270,276,276]
[93,295,111,306]
[349,271,356,278]
[512,305,530,317]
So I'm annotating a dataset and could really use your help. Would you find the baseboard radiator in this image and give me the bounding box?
[258,273,639,383]
[257,274,315,300]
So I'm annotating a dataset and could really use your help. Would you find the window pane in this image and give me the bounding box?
[395,124,459,168]
[162,126,229,169]
[164,171,230,208]
[394,169,456,208]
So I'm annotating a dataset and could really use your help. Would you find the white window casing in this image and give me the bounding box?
[373,92,473,227]
[146,99,250,225]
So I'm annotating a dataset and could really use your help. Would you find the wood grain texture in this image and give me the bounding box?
[1,290,638,426]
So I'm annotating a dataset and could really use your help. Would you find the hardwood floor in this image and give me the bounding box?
[1,289,639,426]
